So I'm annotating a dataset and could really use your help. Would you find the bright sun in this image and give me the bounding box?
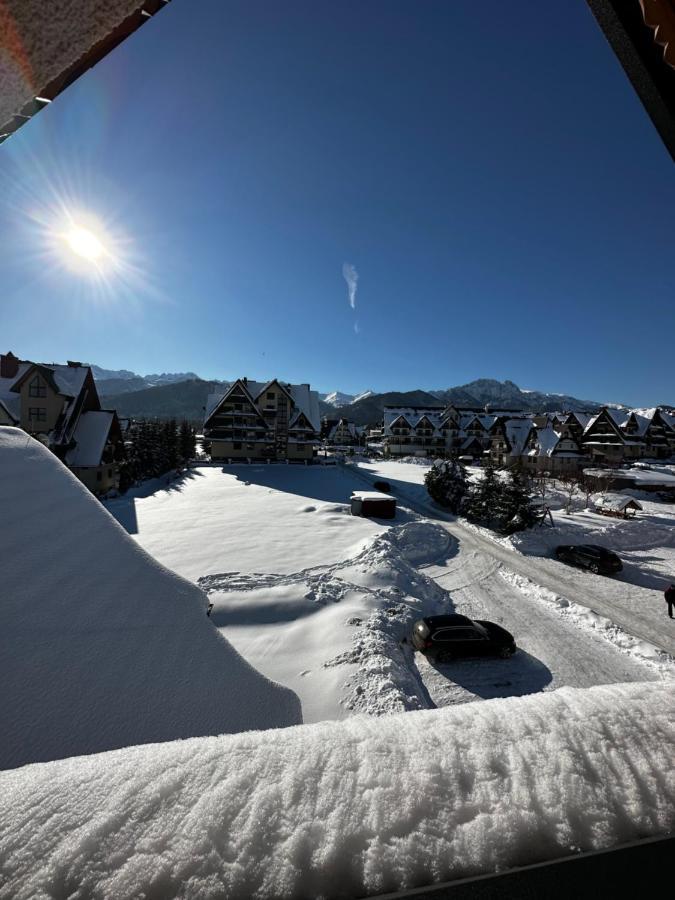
[65,226,106,262]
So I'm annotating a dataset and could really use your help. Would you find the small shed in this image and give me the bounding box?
[350,491,396,519]
[592,493,643,519]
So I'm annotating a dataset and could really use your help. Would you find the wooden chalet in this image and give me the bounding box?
[204,377,320,462]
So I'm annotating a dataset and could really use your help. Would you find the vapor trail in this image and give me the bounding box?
[342,262,358,309]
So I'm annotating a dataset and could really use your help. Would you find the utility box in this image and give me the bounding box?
[350,491,396,519]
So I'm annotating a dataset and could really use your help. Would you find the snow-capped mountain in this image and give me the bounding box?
[321,390,374,407]
[91,366,201,396]
[321,391,355,407]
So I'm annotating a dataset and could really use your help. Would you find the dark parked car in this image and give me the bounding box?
[411,614,516,662]
[554,544,622,575]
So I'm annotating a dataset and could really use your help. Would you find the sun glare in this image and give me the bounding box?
[65,225,106,262]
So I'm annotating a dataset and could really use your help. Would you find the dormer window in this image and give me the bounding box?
[29,376,46,398]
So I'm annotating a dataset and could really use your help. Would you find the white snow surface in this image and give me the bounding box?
[0,682,672,900]
[0,428,301,770]
[64,409,114,466]
[105,464,393,581]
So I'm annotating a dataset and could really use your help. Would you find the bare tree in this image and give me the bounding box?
[558,472,580,514]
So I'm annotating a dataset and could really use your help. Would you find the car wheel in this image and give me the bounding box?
[589,563,599,574]
[499,646,515,659]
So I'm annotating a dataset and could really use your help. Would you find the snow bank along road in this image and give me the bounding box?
[352,462,675,658]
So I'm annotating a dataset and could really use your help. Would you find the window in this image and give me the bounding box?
[96,471,102,482]
[233,442,242,450]
[267,392,275,400]
[29,376,46,398]
[108,469,113,477]
[28,407,47,422]
[433,628,484,642]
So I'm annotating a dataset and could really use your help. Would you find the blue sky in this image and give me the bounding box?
[0,0,673,405]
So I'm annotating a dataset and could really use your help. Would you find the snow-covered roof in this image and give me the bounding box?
[0,361,31,418]
[383,406,445,434]
[206,380,320,432]
[1,682,671,899]
[604,407,628,429]
[47,363,90,398]
[592,493,643,512]
[528,425,559,457]
[328,419,357,441]
[504,419,533,455]
[351,491,393,501]
[65,411,115,467]
[0,427,301,770]
[568,412,593,428]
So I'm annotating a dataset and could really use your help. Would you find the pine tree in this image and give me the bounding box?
[497,466,536,533]
[464,460,500,525]
[179,420,196,463]
[424,458,468,513]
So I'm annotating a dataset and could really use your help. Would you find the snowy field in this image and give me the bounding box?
[1,682,673,900]
[105,460,675,723]
[105,465,405,580]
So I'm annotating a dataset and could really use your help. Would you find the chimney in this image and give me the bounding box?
[0,352,19,379]
[67,360,82,368]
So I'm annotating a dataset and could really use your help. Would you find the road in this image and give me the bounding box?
[350,461,675,657]
[348,462,674,708]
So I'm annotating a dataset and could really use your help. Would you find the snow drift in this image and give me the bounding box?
[0,428,301,770]
[0,682,672,899]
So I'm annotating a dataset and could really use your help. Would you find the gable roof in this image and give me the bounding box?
[205,379,321,433]
[504,419,534,455]
[64,411,116,467]
[592,493,643,513]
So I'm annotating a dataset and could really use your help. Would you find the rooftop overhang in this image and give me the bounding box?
[586,0,675,161]
[0,0,171,144]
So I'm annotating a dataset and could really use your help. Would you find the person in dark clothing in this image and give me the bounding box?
[665,584,675,619]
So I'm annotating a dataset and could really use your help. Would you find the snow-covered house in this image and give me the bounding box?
[382,406,447,456]
[580,408,633,464]
[326,417,360,446]
[204,378,320,462]
[0,351,125,493]
[522,423,586,473]
[487,418,534,468]
[622,408,675,459]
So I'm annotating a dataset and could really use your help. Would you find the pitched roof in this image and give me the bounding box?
[528,425,559,457]
[504,419,533,455]
[383,406,445,434]
[205,379,321,433]
[592,492,643,512]
[65,411,115,467]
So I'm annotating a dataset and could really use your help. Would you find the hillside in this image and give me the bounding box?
[431,379,609,413]
[326,390,442,425]
[102,379,227,422]
[99,374,615,425]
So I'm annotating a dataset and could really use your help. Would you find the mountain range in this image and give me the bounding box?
[92,367,622,425]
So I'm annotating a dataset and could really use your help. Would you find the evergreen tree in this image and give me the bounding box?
[497,466,537,533]
[464,460,500,525]
[424,458,468,513]
[179,420,196,463]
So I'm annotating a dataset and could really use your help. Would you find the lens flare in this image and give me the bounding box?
[65,225,105,262]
